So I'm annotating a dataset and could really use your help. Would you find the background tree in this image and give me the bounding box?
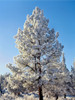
[6,7,63,100]
[0,73,9,94]
[57,53,72,96]
[43,53,74,100]
[6,64,27,95]
[53,53,74,98]
[70,60,75,95]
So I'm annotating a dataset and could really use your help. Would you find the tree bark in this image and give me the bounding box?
[55,94,58,100]
[39,86,43,100]
[38,40,43,100]
[64,94,66,98]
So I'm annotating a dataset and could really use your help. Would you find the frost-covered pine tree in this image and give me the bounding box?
[56,53,73,96]
[43,53,72,99]
[70,60,75,95]
[6,7,63,100]
[55,53,74,97]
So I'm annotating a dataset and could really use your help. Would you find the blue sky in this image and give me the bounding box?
[0,1,75,74]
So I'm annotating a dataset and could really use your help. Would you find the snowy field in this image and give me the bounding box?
[0,93,75,100]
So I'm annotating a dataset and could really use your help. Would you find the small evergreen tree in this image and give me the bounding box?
[53,53,73,96]
[70,60,75,95]
[43,53,72,99]
[0,74,9,94]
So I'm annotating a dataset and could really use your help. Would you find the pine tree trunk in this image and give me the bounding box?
[55,96,58,100]
[64,94,66,98]
[55,94,58,100]
[39,86,43,100]
[38,40,43,100]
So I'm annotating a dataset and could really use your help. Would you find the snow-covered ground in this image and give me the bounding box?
[0,93,75,100]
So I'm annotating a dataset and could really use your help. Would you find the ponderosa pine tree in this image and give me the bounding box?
[6,7,63,100]
[70,60,75,95]
[53,53,72,97]
[43,53,72,99]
